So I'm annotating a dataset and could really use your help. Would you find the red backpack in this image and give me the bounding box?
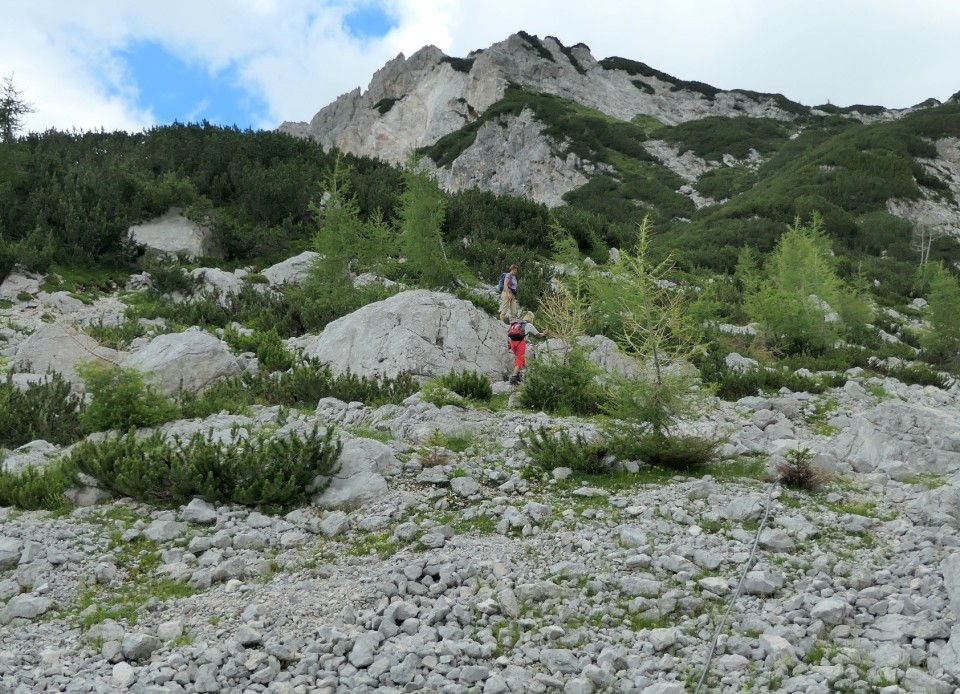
[507,320,527,342]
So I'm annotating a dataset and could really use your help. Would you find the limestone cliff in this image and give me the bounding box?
[279,33,806,207]
[280,32,960,227]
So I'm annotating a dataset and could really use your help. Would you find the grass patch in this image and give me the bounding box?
[347,529,402,558]
[73,578,196,628]
[706,455,767,480]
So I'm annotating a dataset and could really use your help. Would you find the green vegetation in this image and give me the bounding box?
[775,447,831,491]
[523,425,611,473]
[660,116,791,161]
[519,348,608,416]
[436,369,493,401]
[0,459,76,510]
[65,424,341,512]
[78,363,179,433]
[0,371,85,447]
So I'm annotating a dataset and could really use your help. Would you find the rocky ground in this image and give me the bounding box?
[4,267,960,693]
[3,373,960,694]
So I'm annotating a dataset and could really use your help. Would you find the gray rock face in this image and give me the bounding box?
[0,270,42,301]
[0,538,22,570]
[300,290,511,381]
[313,437,399,510]
[123,328,243,396]
[426,108,598,207]
[282,34,800,171]
[12,323,123,390]
[120,632,162,661]
[830,400,960,475]
[262,250,320,287]
[179,498,218,525]
[128,207,222,259]
[0,595,51,624]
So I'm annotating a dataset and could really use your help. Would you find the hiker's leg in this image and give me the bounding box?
[499,291,512,322]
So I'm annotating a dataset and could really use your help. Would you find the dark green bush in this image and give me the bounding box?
[695,348,847,400]
[178,358,418,418]
[144,255,196,295]
[77,363,180,432]
[221,325,295,372]
[0,372,85,447]
[776,447,831,490]
[84,315,155,350]
[66,425,341,512]
[438,370,493,401]
[0,460,77,510]
[874,360,951,388]
[614,431,721,471]
[522,425,611,473]
[519,350,608,415]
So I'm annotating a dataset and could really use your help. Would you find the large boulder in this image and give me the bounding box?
[128,207,223,259]
[299,290,511,380]
[12,324,123,390]
[312,437,400,509]
[0,270,42,301]
[828,400,960,475]
[262,251,320,287]
[123,328,243,396]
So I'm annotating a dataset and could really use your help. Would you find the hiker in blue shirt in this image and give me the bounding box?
[498,264,519,322]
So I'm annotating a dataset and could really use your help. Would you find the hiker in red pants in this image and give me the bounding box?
[507,311,548,384]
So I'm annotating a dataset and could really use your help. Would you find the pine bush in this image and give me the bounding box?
[519,350,607,416]
[0,371,85,447]
[438,370,493,401]
[522,425,611,473]
[66,425,341,512]
[0,460,77,510]
[77,362,180,433]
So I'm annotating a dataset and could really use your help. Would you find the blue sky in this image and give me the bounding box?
[4,1,960,134]
[116,4,397,129]
[118,42,271,129]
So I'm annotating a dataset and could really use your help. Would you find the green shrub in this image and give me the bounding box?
[66,425,341,512]
[420,380,465,408]
[873,360,951,389]
[522,425,611,473]
[179,358,418,417]
[0,372,85,447]
[519,350,607,415]
[84,315,155,350]
[776,447,831,490]
[221,325,295,372]
[453,287,498,316]
[0,460,77,510]
[77,362,180,432]
[612,430,721,471]
[144,255,196,295]
[438,369,493,401]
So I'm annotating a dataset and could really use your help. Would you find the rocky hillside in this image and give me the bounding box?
[280,32,960,248]
[4,245,960,692]
[281,33,810,165]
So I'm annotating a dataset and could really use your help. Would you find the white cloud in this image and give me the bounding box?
[3,0,959,135]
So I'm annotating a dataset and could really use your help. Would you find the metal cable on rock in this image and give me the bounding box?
[692,479,778,694]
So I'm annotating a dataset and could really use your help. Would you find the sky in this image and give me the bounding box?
[3,0,959,135]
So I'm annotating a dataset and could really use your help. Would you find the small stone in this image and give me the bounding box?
[451,476,481,498]
[236,624,263,647]
[112,661,136,688]
[120,633,161,661]
[179,498,218,524]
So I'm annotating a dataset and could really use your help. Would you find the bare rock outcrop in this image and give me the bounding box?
[279,33,805,206]
[122,328,244,397]
[297,290,511,381]
[129,207,223,260]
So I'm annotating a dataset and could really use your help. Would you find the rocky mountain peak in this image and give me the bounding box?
[278,31,801,170]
